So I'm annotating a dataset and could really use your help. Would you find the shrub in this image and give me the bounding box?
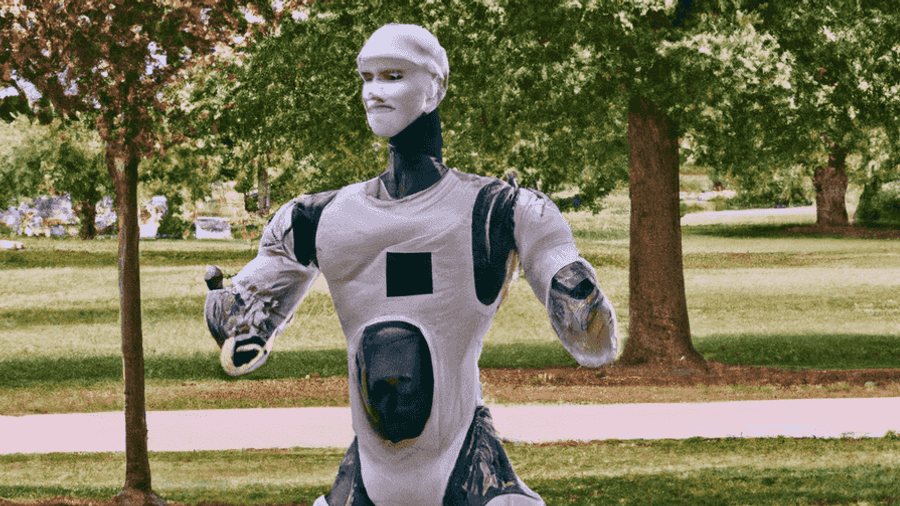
[680,202,706,217]
[158,216,192,238]
[724,165,812,210]
[725,179,810,210]
[855,180,900,229]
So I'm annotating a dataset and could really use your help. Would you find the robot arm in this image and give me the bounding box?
[513,189,617,368]
[204,191,336,376]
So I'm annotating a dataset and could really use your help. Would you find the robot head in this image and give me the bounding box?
[356,320,434,443]
[357,24,448,138]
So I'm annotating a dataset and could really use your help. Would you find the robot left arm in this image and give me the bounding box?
[204,191,336,376]
[512,189,617,368]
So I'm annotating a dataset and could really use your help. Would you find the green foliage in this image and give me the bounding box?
[0,92,31,122]
[699,2,900,210]
[159,0,900,218]
[0,117,57,209]
[0,116,110,238]
[680,202,705,217]
[854,179,900,229]
[726,167,812,210]
[169,0,633,210]
[157,214,192,238]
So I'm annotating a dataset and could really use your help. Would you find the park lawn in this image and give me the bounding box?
[2,193,900,414]
[1,435,899,505]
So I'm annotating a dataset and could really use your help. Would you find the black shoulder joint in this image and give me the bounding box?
[291,190,338,267]
[472,180,518,305]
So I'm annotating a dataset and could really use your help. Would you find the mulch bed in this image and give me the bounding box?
[483,361,900,388]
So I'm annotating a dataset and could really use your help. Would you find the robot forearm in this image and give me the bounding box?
[546,262,618,368]
[204,201,320,376]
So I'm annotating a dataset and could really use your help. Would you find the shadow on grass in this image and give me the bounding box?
[0,248,256,269]
[695,333,900,370]
[0,343,581,387]
[0,486,121,503]
[4,334,895,388]
[683,222,808,239]
[0,350,349,388]
[528,465,900,505]
[1,297,207,328]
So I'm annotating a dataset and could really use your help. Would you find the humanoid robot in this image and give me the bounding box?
[204,23,617,506]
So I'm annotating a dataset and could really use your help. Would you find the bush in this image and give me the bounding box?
[725,179,810,210]
[158,215,192,238]
[680,202,706,217]
[855,180,900,229]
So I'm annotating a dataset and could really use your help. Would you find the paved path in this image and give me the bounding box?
[2,397,898,454]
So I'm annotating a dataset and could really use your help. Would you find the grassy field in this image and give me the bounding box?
[2,192,900,505]
[2,191,900,410]
[2,436,899,505]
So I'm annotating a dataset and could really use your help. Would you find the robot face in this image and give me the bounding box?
[359,57,439,138]
[356,321,434,443]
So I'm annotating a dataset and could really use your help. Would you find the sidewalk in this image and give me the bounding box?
[2,397,898,454]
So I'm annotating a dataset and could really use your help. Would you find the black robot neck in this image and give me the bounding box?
[382,110,447,199]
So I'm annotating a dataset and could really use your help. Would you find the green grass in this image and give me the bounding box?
[0,238,258,270]
[2,191,900,412]
[0,343,584,389]
[695,334,900,370]
[2,196,900,505]
[2,436,899,505]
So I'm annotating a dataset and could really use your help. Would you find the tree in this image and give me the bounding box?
[175,0,628,211]
[179,0,801,370]
[702,1,900,228]
[566,1,797,369]
[52,120,110,239]
[625,94,702,368]
[0,116,109,239]
[0,115,55,210]
[1,2,277,503]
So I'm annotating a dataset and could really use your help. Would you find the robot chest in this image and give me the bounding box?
[315,195,474,299]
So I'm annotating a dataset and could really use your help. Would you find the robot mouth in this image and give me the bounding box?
[367,105,395,113]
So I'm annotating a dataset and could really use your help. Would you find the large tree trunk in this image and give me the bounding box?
[813,144,849,227]
[619,96,706,371]
[106,147,166,506]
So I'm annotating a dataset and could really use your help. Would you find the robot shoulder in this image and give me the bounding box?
[472,177,518,305]
[291,189,340,267]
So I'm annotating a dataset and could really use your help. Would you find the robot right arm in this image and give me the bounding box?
[204,190,337,376]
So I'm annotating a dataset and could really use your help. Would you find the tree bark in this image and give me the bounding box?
[106,146,165,506]
[619,96,706,371]
[813,144,849,227]
[77,198,97,240]
[257,162,269,215]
